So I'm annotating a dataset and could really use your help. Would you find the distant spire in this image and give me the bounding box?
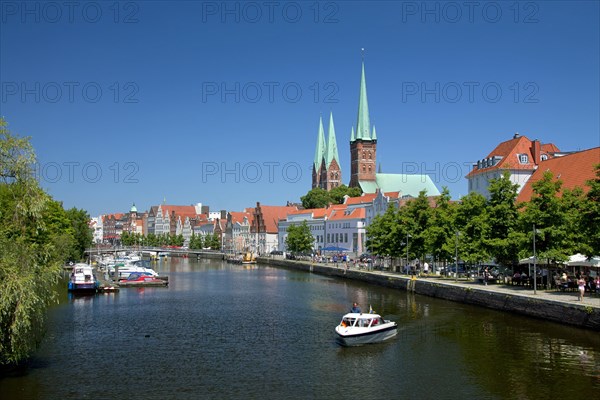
[350,126,355,142]
[313,116,326,172]
[355,60,371,141]
[378,163,382,173]
[163,197,166,205]
[325,112,340,168]
[372,125,377,141]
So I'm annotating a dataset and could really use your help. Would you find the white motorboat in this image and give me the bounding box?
[334,312,397,346]
[107,260,159,279]
[68,263,99,292]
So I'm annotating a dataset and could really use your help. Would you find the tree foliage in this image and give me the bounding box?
[301,185,362,209]
[365,166,600,269]
[285,221,314,253]
[0,118,62,365]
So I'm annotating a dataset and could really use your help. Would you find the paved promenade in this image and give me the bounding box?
[259,257,600,330]
[390,271,600,309]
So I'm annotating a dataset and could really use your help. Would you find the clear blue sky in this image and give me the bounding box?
[1,1,599,217]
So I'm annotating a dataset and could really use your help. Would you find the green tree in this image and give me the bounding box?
[300,185,363,209]
[0,118,62,365]
[300,187,330,209]
[65,208,92,260]
[328,185,362,204]
[484,171,522,266]
[189,232,204,250]
[285,221,314,253]
[520,170,568,263]
[366,206,400,257]
[455,192,489,264]
[561,187,589,256]
[581,165,600,256]
[425,187,456,265]
[401,190,433,263]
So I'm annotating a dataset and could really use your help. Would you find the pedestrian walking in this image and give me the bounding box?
[577,277,586,301]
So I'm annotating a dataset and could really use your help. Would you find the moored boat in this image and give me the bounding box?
[107,260,159,279]
[68,263,99,293]
[242,252,256,264]
[334,312,397,346]
[118,272,169,287]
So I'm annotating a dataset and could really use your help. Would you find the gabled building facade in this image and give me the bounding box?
[467,133,564,198]
[251,202,298,254]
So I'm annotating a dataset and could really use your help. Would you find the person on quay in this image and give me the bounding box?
[577,276,586,301]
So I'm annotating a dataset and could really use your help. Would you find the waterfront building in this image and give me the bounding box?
[278,202,368,255]
[467,133,566,198]
[278,208,328,252]
[516,146,600,202]
[326,205,367,254]
[223,209,254,254]
[102,213,125,244]
[251,202,298,255]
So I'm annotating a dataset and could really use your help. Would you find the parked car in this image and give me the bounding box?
[440,263,467,275]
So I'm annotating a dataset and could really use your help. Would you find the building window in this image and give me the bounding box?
[541,154,548,161]
[344,233,348,243]
[518,154,529,164]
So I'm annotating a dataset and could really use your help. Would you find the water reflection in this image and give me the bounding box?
[1,258,598,399]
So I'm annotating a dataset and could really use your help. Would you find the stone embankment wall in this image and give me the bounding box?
[258,257,600,331]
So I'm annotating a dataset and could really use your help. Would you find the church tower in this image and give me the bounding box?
[349,61,377,188]
[312,113,342,191]
[321,112,342,190]
[312,116,326,189]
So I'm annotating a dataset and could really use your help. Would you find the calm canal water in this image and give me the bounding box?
[2,257,599,399]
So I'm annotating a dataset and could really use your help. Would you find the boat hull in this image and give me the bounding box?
[68,281,98,292]
[335,324,398,346]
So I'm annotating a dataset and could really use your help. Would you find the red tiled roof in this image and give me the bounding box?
[229,209,255,225]
[344,193,377,205]
[255,205,298,233]
[329,207,366,220]
[103,213,124,222]
[383,191,401,199]
[517,147,600,203]
[288,208,328,218]
[466,135,560,178]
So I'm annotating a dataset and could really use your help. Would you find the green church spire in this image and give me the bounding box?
[325,112,340,168]
[372,125,377,141]
[313,116,326,172]
[355,61,371,141]
[350,126,355,142]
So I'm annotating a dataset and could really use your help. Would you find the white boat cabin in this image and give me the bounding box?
[340,313,386,328]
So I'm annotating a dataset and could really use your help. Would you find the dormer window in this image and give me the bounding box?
[541,154,548,161]
[518,154,529,164]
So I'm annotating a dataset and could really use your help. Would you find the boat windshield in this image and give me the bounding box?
[341,317,356,327]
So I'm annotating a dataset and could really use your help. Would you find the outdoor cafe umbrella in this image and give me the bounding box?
[321,246,348,252]
[566,254,600,276]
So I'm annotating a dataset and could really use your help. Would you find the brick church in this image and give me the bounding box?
[312,60,439,197]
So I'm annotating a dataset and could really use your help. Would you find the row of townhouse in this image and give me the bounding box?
[277,190,411,255]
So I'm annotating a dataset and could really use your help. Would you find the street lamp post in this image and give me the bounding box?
[406,232,410,275]
[455,230,459,283]
[533,224,537,295]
